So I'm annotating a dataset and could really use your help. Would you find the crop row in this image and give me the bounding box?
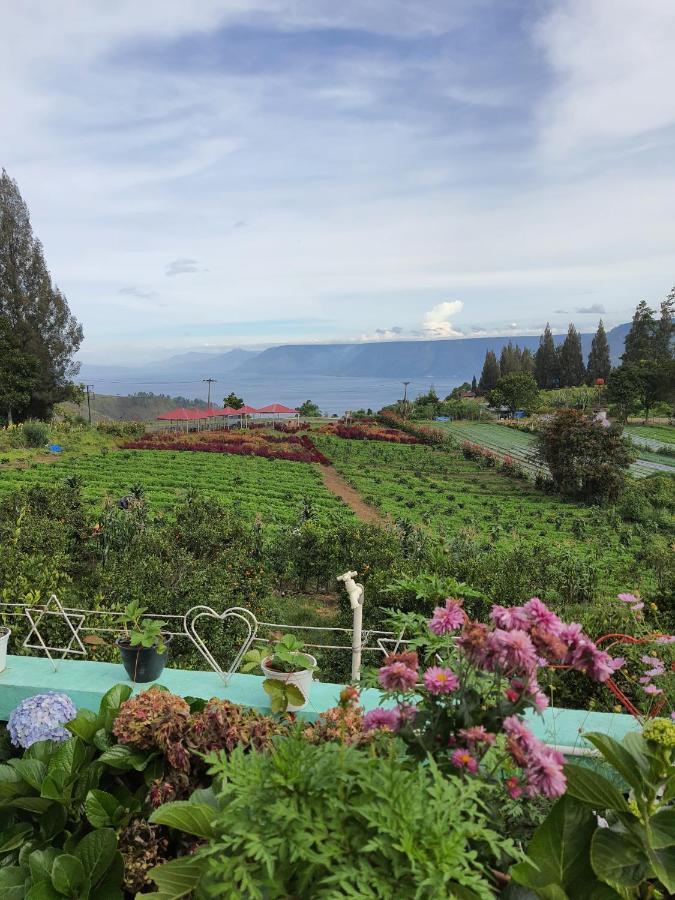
[122,431,330,465]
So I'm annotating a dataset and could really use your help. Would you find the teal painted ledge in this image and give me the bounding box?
[0,655,639,753]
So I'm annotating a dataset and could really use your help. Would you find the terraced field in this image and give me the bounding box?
[430,421,674,477]
[0,449,354,524]
[625,424,675,451]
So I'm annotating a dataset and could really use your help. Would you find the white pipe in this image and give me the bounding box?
[337,570,365,682]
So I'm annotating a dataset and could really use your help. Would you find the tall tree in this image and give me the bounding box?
[622,300,657,364]
[654,288,674,361]
[586,320,611,383]
[471,374,477,393]
[534,324,558,389]
[520,347,535,376]
[558,323,585,387]
[478,350,500,393]
[0,170,83,420]
[488,373,539,416]
[0,319,39,424]
[499,341,522,376]
[223,392,244,409]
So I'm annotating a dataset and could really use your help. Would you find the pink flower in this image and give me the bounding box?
[655,635,675,644]
[631,602,645,611]
[487,629,539,674]
[526,675,549,712]
[505,776,523,799]
[641,655,661,666]
[363,708,401,732]
[459,726,495,746]
[526,747,567,798]
[451,749,478,774]
[490,605,531,631]
[617,593,639,604]
[429,598,466,635]
[423,666,459,695]
[644,684,663,695]
[523,598,563,635]
[378,661,418,692]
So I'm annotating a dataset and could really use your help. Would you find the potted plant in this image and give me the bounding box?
[242,634,317,712]
[0,625,11,673]
[116,600,171,683]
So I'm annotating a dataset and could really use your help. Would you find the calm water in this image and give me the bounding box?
[102,375,461,416]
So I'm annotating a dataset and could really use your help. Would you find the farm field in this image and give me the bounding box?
[625,423,675,449]
[429,420,675,476]
[312,433,672,596]
[0,448,354,525]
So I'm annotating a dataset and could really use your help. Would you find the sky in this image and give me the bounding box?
[2,0,675,363]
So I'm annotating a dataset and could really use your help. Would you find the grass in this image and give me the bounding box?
[625,423,675,446]
[311,433,670,595]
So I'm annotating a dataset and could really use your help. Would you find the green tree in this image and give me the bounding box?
[0,169,83,420]
[558,323,585,387]
[534,324,559,389]
[478,350,500,393]
[488,373,539,415]
[654,288,674,360]
[297,400,321,417]
[471,374,477,393]
[447,382,471,401]
[606,365,642,421]
[537,409,633,503]
[586,319,611,383]
[520,347,535,376]
[622,300,657,364]
[223,393,244,409]
[0,318,39,423]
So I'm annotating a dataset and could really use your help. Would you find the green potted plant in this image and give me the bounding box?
[242,633,317,712]
[116,600,170,683]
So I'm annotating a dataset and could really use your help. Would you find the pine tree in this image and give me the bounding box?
[534,324,558,389]
[622,300,656,364]
[586,320,611,383]
[499,341,522,376]
[520,347,535,375]
[0,169,83,420]
[471,375,477,393]
[559,323,586,387]
[478,351,500,393]
[654,289,674,361]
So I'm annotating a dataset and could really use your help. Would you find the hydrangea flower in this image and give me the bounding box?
[7,692,77,748]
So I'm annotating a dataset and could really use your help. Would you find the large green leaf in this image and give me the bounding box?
[98,685,132,732]
[511,795,598,897]
[590,828,648,889]
[12,796,54,813]
[8,759,46,792]
[74,827,117,888]
[0,866,28,900]
[51,854,87,897]
[146,855,208,899]
[0,822,33,852]
[25,881,63,899]
[98,744,149,771]
[66,709,99,743]
[84,790,123,828]
[0,764,29,799]
[46,737,86,784]
[94,850,124,900]
[563,764,631,812]
[149,801,217,839]
[650,807,675,849]
[28,847,59,884]
[284,684,306,707]
[651,845,675,894]
[583,733,643,795]
[40,803,68,841]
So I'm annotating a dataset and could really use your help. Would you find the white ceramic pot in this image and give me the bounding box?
[261,654,316,711]
[0,627,11,673]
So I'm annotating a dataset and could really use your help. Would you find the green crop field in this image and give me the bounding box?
[429,420,675,476]
[626,423,675,447]
[312,433,672,595]
[0,449,354,525]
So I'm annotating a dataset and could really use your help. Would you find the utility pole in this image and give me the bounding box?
[85,385,94,425]
[402,381,411,419]
[202,378,217,408]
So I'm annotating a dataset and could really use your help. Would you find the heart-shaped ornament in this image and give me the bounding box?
[183,605,259,683]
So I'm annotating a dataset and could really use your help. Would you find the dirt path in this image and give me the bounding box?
[320,465,386,526]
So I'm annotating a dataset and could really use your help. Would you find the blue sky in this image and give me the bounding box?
[3,1,675,362]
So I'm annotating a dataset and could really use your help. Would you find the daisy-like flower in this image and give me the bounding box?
[505,776,523,799]
[459,726,496,747]
[423,666,459,695]
[428,598,467,635]
[523,597,563,635]
[363,708,401,732]
[644,684,663,695]
[378,661,418,692]
[655,635,675,644]
[490,605,531,631]
[617,593,639,604]
[451,748,478,774]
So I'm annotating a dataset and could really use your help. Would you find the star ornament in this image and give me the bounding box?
[23,594,87,671]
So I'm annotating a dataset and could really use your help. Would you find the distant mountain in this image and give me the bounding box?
[234,325,628,379]
[80,348,260,388]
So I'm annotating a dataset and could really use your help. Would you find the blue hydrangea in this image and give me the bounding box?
[7,692,77,748]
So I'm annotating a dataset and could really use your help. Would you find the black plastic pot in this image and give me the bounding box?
[117,635,172,683]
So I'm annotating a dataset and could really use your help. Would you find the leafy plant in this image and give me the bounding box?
[147,737,522,899]
[512,718,675,898]
[242,634,317,713]
[119,599,168,652]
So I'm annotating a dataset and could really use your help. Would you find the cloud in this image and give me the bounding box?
[118,285,157,299]
[165,258,199,276]
[554,308,568,314]
[358,326,404,341]
[575,303,606,314]
[422,300,464,337]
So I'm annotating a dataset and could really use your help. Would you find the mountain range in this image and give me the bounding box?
[80,324,629,392]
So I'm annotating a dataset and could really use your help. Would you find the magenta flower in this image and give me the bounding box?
[459,726,495,746]
[617,593,639,604]
[490,605,531,631]
[487,628,539,674]
[423,666,459,695]
[378,661,418,692]
[644,684,663,695]
[363,708,401,732]
[451,748,478,774]
[428,598,466,635]
[641,655,662,666]
[655,635,675,644]
[526,747,567,798]
[522,597,563,635]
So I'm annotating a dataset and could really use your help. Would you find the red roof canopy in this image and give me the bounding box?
[238,405,259,414]
[156,407,196,421]
[257,404,298,414]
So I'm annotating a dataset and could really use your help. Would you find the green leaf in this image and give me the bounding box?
[146,855,208,899]
[590,828,648,889]
[262,678,284,696]
[284,684,306,707]
[650,807,675,849]
[583,733,643,794]
[25,882,63,900]
[28,847,59,883]
[511,795,597,897]
[93,728,112,753]
[12,795,53,813]
[0,867,27,900]
[98,684,132,732]
[98,744,149,771]
[563,764,631,812]
[94,850,124,899]
[8,759,46,791]
[188,787,219,810]
[74,827,117,888]
[25,741,57,763]
[51,854,87,897]
[84,790,123,828]
[40,803,68,841]
[46,737,85,783]
[149,801,217,839]
[0,822,33,852]
[651,845,675,894]
[66,709,99,743]
[0,764,28,799]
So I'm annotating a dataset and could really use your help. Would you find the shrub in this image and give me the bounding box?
[148,737,522,898]
[22,419,49,447]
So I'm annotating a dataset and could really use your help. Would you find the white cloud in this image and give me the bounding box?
[535,0,675,155]
[421,301,464,337]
